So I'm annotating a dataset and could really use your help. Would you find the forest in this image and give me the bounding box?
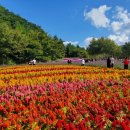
[0,5,130,65]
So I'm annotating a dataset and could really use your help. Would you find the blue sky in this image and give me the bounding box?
[0,0,130,47]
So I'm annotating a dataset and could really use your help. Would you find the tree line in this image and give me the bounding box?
[86,37,129,59]
[0,6,130,65]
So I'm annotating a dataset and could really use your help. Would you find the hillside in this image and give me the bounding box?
[0,5,65,64]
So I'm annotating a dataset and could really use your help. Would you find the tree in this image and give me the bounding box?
[122,42,130,57]
[0,23,13,64]
[87,37,122,57]
[65,43,78,57]
[65,43,88,58]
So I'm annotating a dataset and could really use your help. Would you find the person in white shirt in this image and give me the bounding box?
[110,56,114,68]
[33,59,36,65]
[81,58,85,66]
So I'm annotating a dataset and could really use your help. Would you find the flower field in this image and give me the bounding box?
[0,65,130,130]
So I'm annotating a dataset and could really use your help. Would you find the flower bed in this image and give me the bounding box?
[0,65,130,129]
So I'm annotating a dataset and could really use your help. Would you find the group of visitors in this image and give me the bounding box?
[67,60,72,64]
[30,57,129,70]
[107,56,129,69]
[67,58,85,66]
[107,56,115,68]
[29,59,36,65]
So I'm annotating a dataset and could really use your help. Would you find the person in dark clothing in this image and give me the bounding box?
[67,60,70,64]
[67,60,72,64]
[123,57,129,69]
[107,57,111,68]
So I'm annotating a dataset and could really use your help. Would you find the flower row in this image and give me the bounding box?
[0,65,130,88]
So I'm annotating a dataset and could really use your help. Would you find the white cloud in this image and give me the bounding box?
[109,6,130,44]
[115,6,130,24]
[111,21,123,34]
[108,34,129,45]
[111,6,130,34]
[84,5,111,28]
[84,5,130,45]
[63,41,79,46]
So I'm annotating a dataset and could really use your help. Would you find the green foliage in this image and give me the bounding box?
[65,43,88,58]
[122,42,130,57]
[87,37,122,57]
[6,59,16,65]
[0,5,66,64]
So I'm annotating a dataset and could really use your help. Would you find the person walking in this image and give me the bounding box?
[107,57,111,68]
[123,57,129,69]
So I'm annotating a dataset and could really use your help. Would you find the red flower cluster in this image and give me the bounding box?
[0,79,130,129]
